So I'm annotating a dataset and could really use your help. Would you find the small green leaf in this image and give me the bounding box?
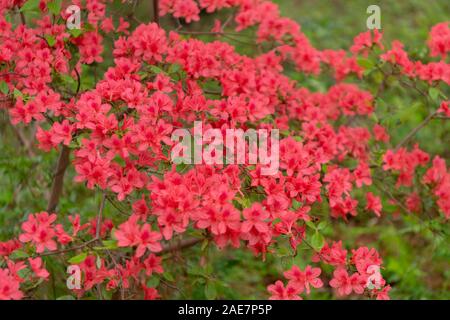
[45,35,56,47]
[68,252,88,264]
[201,239,209,251]
[305,221,316,229]
[317,221,327,231]
[146,277,160,288]
[357,57,375,69]
[47,0,62,15]
[204,282,217,300]
[69,28,83,38]
[83,23,95,32]
[277,246,291,257]
[292,199,302,210]
[176,163,189,172]
[13,88,23,98]
[113,155,126,167]
[101,240,118,249]
[168,63,181,74]
[311,232,325,250]
[163,272,175,282]
[149,65,165,75]
[236,197,251,208]
[17,268,31,279]
[187,265,206,277]
[0,80,9,94]
[205,263,213,275]
[272,217,282,225]
[10,250,29,259]
[20,0,40,12]
[428,87,440,101]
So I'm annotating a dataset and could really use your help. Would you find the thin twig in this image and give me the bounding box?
[38,192,107,257]
[47,145,71,213]
[104,249,125,300]
[373,182,410,215]
[433,116,450,120]
[74,68,81,95]
[96,192,107,239]
[12,125,36,158]
[394,110,438,151]
[36,238,98,257]
[161,238,203,254]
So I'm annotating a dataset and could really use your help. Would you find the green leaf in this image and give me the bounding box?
[45,35,56,47]
[205,263,213,275]
[146,277,160,288]
[68,252,88,264]
[272,217,282,225]
[10,250,29,259]
[305,220,316,230]
[317,221,327,231]
[149,65,165,75]
[277,246,291,257]
[20,0,40,12]
[17,267,30,279]
[292,199,302,210]
[201,239,209,251]
[47,0,62,15]
[311,232,325,250]
[168,63,181,74]
[101,240,118,249]
[236,197,251,208]
[163,272,175,282]
[357,57,375,69]
[69,28,83,38]
[428,87,440,101]
[0,80,9,94]
[113,155,126,167]
[13,88,23,98]
[176,163,189,172]
[204,282,217,300]
[187,265,206,277]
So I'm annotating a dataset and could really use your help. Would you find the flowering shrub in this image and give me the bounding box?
[0,0,449,300]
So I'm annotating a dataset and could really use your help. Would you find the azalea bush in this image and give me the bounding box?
[0,0,449,300]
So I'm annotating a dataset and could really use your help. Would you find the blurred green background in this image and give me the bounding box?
[1,0,449,299]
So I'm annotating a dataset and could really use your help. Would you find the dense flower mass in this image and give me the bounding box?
[0,0,448,300]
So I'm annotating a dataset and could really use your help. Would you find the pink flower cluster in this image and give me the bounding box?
[268,243,390,300]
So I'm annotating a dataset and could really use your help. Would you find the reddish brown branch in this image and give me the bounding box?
[36,238,98,257]
[12,125,35,158]
[161,238,203,254]
[47,145,70,213]
[153,0,159,25]
[96,193,107,239]
[35,237,203,259]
